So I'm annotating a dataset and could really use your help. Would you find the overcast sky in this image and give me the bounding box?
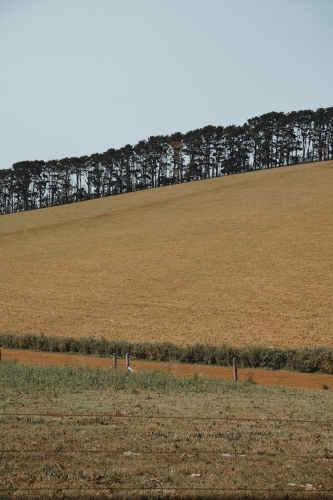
[0,0,332,169]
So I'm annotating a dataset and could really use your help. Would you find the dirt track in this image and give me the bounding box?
[2,348,333,391]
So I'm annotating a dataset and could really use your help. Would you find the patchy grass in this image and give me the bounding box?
[1,363,333,499]
[0,161,332,348]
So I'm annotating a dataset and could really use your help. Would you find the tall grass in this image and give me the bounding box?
[0,361,250,396]
[1,332,333,374]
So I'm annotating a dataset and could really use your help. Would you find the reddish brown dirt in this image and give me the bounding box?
[2,349,333,390]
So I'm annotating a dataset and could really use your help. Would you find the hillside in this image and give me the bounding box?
[0,161,332,348]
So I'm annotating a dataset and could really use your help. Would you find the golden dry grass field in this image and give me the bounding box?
[0,161,332,348]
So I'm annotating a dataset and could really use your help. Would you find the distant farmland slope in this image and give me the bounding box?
[0,161,332,348]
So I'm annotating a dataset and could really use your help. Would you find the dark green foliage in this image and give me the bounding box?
[1,333,333,374]
[1,107,333,214]
[286,348,323,373]
[320,350,333,375]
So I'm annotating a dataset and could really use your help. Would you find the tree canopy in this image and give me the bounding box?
[1,107,332,214]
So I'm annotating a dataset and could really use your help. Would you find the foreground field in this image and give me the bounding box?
[1,160,332,347]
[1,362,333,499]
[2,348,333,390]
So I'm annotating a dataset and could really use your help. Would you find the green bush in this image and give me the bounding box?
[320,349,333,374]
[286,348,323,373]
[260,349,287,370]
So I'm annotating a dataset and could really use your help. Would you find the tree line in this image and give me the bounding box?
[1,107,332,214]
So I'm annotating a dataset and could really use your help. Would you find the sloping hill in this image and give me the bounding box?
[1,161,332,348]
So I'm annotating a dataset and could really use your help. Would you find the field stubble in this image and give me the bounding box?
[0,161,332,348]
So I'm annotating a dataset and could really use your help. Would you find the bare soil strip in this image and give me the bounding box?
[2,348,333,390]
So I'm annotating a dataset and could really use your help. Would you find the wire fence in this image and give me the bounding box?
[1,447,332,458]
[0,412,333,423]
[1,413,332,496]
[1,354,333,497]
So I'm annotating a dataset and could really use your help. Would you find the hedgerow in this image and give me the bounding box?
[1,332,333,374]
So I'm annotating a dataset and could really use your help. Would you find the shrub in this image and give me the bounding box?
[287,348,323,373]
[319,349,333,374]
[260,349,287,370]
[1,332,333,375]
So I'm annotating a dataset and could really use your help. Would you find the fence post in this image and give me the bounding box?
[233,358,238,381]
[126,353,134,373]
[112,353,117,370]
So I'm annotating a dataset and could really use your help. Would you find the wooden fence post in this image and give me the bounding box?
[126,353,134,373]
[112,353,117,370]
[233,358,238,381]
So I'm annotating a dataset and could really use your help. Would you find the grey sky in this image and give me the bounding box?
[0,0,332,169]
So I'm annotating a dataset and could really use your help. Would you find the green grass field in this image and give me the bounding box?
[1,362,333,499]
[1,160,332,349]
